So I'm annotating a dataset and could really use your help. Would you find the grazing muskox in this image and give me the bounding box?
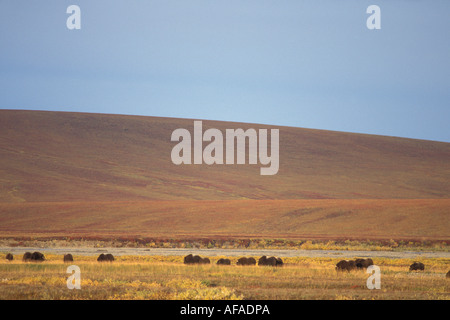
[33,252,44,261]
[183,254,210,264]
[355,258,374,269]
[23,252,45,262]
[5,253,13,261]
[409,262,425,271]
[258,256,283,267]
[31,252,45,262]
[236,257,256,266]
[97,253,115,262]
[105,254,115,262]
[63,254,74,263]
[216,258,231,265]
[23,252,32,262]
[335,260,357,272]
[184,254,199,264]
[199,257,210,264]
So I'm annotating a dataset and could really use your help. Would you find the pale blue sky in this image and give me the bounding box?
[1,1,449,142]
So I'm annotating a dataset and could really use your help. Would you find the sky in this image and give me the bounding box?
[1,1,449,142]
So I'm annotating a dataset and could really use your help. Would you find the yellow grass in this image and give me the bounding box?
[0,253,448,300]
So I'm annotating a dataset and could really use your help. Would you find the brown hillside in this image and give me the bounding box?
[0,199,448,240]
[1,109,449,202]
[0,110,449,241]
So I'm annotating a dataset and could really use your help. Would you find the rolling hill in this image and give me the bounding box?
[0,109,449,240]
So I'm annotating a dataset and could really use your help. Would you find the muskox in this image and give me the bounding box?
[258,256,283,267]
[184,254,199,264]
[336,259,357,272]
[409,262,425,271]
[446,270,450,278]
[355,258,374,269]
[23,252,32,262]
[105,254,115,262]
[97,253,115,262]
[23,251,45,262]
[236,257,256,266]
[63,254,74,263]
[183,254,210,264]
[199,257,210,264]
[5,253,13,261]
[216,258,231,265]
[31,252,45,262]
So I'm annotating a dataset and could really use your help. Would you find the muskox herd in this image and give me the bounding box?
[3,252,450,277]
[335,258,437,274]
[335,258,374,271]
[97,253,115,262]
[183,254,283,267]
[22,252,45,262]
[3,252,115,263]
[258,255,284,267]
[183,254,210,264]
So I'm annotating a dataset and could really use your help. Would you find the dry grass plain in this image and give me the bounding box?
[0,253,448,300]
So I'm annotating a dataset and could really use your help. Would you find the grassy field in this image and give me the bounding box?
[1,253,448,300]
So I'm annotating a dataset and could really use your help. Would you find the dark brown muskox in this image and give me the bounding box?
[216,258,231,265]
[409,262,425,271]
[258,256,283,267]
[184,254,209,264]
[336,260,357,272]
[199,257,210,264]
[97,253,115,262]
[236,257,256,266]
[63,254,74,263]
[355,258,374,269]
[184,254,198,264]
[23,252,32,262]
[30,252,45,262]
[446,270,450,278]
[105,254,115,262]
[5,253,13,261]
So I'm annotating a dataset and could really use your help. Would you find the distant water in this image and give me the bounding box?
[1,247,449,259]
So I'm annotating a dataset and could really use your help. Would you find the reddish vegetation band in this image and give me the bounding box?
[0,199,449,241]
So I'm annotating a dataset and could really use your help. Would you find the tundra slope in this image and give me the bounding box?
[0,110,449,241]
